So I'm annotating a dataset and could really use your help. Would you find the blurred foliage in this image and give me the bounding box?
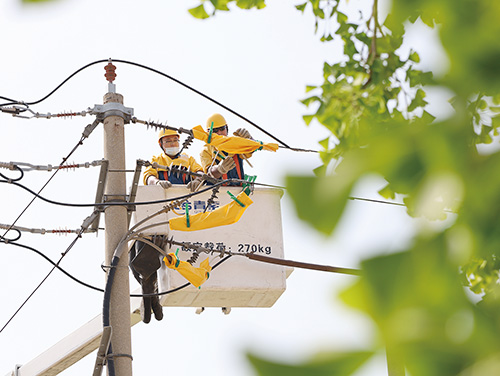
[22,0,58,3]
[189,0,265,18]
[189,0,500,374]
[247,351,373,376]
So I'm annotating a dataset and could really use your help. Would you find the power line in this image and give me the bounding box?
[348,196,406,207]
[1,235,361,299]
[0,239,104,293]
[0,178,261,208]
[0,211,100,334]
[247,253,361,276]
[0,58,299,149]
[0,135,87,241]
[0,232,83,334]
[1,176,413,212]
[0,238,232,298]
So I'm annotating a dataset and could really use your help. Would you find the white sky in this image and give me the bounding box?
[0,1,450,375]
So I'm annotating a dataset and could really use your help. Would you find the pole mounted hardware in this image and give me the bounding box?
[89,103,134,123]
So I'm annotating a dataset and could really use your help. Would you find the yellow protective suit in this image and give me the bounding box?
[143,152,203,185]
[191,125,279,154]
[164,253,211,288]
[169,190,253,231]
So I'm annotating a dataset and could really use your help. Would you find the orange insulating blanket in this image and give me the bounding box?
[169,190,253,231]
[191,125,279,153]
[164,253,212,288]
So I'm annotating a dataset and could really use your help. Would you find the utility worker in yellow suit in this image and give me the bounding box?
[200,113,253,186]
[132,129,204,323]
[144,129,204,190]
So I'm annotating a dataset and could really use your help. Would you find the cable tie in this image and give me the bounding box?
[214,151,226,160]
[101,263,113,272]
[226,191,245,207]
[207,121,214,144]
[185,203,190,228]
[106,353,133,361]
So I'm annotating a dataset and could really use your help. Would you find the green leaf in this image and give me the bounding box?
[305,85,317,93]
[384,13,404,39]
[319,150,334,165]
[419,110,436,125]
[313,164,327,177]
[209,0,231,11]
[321,34,334,42]
[303,114,315,125]
[492,115,500,129]
[256,0,266,9]
[409,50,420,63]
[408,88,427,112]
[420,12,436,28]
[407,69,434,87]
[286,175,353,235]
[378,184,396,200]
[301,95,320,107]
[236,0,266,9]
[337,11,348,24]
[319,136,329,149]
[295,2,307,12]
[188,4,210,19]
[247,351,373,376]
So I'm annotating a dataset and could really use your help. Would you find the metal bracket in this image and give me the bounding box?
[13,364,22,376]
[92,326,112,376]
[89,160,109,234]
[90,103,134,123]
[127,160,143,223]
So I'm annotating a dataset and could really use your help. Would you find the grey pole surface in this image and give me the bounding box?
[103,90,133,376]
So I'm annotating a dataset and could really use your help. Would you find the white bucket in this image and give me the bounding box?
[131,185,289,308]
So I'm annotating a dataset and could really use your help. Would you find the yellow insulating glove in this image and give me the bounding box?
[186,177,203,192]
[233,128,252,139]
[156,180,172,189]
[164,253,212,288]
[217,156,236,175]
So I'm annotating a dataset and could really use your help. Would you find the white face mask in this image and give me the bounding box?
[163,146,180,156]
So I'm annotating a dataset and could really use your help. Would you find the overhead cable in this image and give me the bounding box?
[1,175,415,212]
[0,211,98,334]
[0,58,306,150]
[0,119,100,242]
[0,178,263,208]
[0,159,105,172]
[1,106,89,120]
[0,236,232,298]
[0,222,97,235]
[1,233,361,300]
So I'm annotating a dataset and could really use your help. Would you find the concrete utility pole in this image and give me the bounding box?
[102,62,133,376]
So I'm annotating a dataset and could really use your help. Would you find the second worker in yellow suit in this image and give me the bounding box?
[200,113,253,186]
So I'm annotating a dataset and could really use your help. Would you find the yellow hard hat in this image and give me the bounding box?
[158,128,179,144]
[206,113,227,130]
